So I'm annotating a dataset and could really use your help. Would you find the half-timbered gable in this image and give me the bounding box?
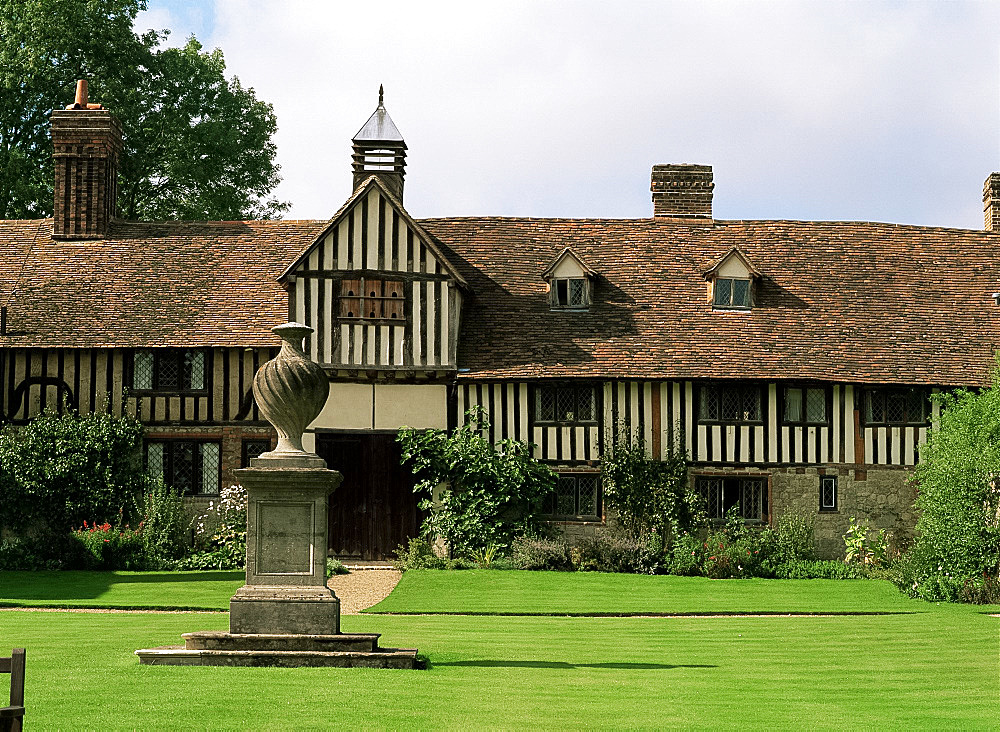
[281,177,466,373]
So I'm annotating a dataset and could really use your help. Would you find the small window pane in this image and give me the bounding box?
[714,278,732,306]
[577,475,599,517]
[556,280,569,306]
[721,388,741,421]
[200,443,220,495]
[157,354,179,390]
[805,388,826,423]
[742,388,761,421]
[866,392,884,424]
[784,388,803,422]
[568,279,585,306]
[731,279,750,307]
[576,387,595,421]
[134,351,153,390]
[536,388,555,422]
[699,386,719,421]
[171,442,196,494]
[555,477,576,516]
[146,442,164,478]
[821,477,837,510]
[185,351,205,390]
[886,393,906,424]
[557,389,576,421]
[740,479,764,520]
[906,390,925,424]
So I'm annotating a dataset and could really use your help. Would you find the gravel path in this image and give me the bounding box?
[328,569,402,614]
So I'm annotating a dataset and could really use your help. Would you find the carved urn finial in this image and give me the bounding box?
[252,323,328,458]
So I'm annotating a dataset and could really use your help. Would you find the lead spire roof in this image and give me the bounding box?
[353,84,404,143]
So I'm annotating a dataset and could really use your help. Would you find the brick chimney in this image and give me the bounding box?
[984,173,1000,232]
[651,164,714,219]
[50,80,122,239]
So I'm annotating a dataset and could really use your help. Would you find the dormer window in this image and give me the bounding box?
[542,247,597,311]
[339,277,404,320]
[704,247,761,312]
[713,278,751,309]
[553,278,589,308]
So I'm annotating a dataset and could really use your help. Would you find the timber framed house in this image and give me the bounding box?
[3,85,1000,558]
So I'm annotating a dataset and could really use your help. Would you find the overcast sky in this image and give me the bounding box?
[136,1,1000,228]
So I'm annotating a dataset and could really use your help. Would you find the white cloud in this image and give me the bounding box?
[146,0,1000,227]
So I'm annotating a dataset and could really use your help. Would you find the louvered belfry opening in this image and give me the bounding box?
[51,80,122,239]
[351,85,407,199]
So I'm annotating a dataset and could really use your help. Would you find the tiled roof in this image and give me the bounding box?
[419,217,1000,386]
[0,219,325,348]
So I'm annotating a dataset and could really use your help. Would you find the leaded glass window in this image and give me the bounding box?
[864,388,927,426]
[713,278,751,309]
[132,350,207,392]
[783,387,828,424]
[551,278,590,309]
[696,476,768,522]
[535,385,598,424]
[699,385,762,423]
[820,476,838,511]
[145,440,221,495]
[542,473,601,520]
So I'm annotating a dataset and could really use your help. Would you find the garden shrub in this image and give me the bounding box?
[771,511,816,565]
[70,519,146,570]
[573,529,662,574]
[326,557,349,577]
[397,407,556,558]
[899,380,1000,601]
[0,409,147,537]
[0,537,49,570]
[394,537,450,570]
[510,535,574,571]
[134,479,191,567]
[175,484,247,570]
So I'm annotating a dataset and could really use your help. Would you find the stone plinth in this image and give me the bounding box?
[229,458,342,635]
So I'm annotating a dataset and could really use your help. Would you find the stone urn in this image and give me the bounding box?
[253,322,328,458]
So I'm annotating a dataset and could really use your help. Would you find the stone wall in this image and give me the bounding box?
[770,466,917,559]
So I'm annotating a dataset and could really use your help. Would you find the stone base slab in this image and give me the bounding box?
[229,585,340,635]
[182,631,380,653]
[134,646,422,669]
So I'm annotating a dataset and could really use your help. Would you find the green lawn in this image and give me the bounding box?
[368,570,959,615]
[0,570,998,729]
[0,570,242,610]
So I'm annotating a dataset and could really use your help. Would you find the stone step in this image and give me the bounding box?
[182,631,381,653]
[134,646,422,669]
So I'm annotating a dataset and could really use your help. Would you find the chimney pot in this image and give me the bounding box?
[651,164,714,219]
[74,79,88,107]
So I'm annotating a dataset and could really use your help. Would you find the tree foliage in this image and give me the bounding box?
[905,381,1000,600]
[0,408,148,536]
[397,407,557,557]
[0,0,287,220]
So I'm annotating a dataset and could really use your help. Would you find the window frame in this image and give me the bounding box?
[862,387,929,427]
[541,472,602,522]
[712,277,752,310]
[534,383,599,425]
[781,385,830,426]
[819,475,838,512]
[241,438,272,467]
[550,277,591,310]
[131,349,208,394]
[337,276,406,322]
[695,475,769,523]
[697,383,764,425]
[145,439,222,496]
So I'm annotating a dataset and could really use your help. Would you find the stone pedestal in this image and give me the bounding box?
[135,322,421,669]
[229,456,342,635]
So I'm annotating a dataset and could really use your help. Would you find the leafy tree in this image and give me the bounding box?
[601,433,696,543]
[905,379,1000,600]
[0,408,148,536]
[397,407,557,557]
[0,0,287,220]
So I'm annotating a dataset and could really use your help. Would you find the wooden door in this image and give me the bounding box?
[317,432,421,560]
